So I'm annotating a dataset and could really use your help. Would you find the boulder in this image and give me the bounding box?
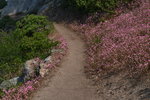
[44,56,52,63]
[1,0,63,17]
[0,56,53,89]
[0,76,25,89]
[1,0,45,16]
[0,77,19,89]
[39,62,49,77]
[40,56,52,77]
[23,58,41,81]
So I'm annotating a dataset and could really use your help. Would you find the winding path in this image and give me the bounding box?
[32,24,100,100]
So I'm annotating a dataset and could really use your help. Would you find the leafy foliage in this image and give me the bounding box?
[14,15,54,39]
[63,0,133,13]
[19,33,58,60]
[0,15,57,84]
[14,14,56,60]
[0,32,23,83]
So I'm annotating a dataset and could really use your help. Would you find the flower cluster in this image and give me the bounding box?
[70,0,150,76]
[57,37,68,51]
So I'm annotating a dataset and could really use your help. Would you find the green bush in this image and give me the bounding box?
[14,15,54,39]
[19,33,58,60]
[63,0,133,13]
[0,32,23,83]
[14,14,57,60]
[0,15,57,83]
[0,0,7,9]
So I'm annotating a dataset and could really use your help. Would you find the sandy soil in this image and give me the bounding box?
[32,23,100,100]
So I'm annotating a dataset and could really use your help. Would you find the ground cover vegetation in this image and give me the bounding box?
[70,0,150,78]
[63,0,133,14]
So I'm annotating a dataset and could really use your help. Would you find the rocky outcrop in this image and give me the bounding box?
[1,0,45,16]
[37,0,62,15]
[1,0,63,17]
[23,58,41,81]
[0,56,53,89]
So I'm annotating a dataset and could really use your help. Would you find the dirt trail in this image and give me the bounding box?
[32,24,100,100]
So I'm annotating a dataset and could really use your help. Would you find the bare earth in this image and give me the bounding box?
[32,24,100,100]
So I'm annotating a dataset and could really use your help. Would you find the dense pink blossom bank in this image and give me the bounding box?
[70,0,150,76]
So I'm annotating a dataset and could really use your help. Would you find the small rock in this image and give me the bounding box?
[51,49,63,53]
[23,58,41,81]
[0,77,19,89]
[39,62,49,77]
[44,56,52,63]
[1,0,45,16]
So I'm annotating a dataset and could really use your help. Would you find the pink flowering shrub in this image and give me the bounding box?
[1,37,68,100]
[70,0,150,76]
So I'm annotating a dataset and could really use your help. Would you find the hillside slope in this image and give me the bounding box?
[69,0,150,99]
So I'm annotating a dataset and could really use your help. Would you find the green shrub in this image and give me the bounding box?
[63,0,133,13]
[19,33,58,60]
[0,15,57,84]
[0,0,7,9]
[0,32,23,83]
[14,15,54,39]
[14,14,57,60]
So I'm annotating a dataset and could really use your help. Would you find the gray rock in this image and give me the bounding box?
[0,56,53,89]
[51,49,63,53]
[0,77,19,89]
[39,62,49,77]
[1,0,45,16]
[1,0,63,17]
[23,58,41,81]
[44,56,52,63]
[39,56,52,77]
